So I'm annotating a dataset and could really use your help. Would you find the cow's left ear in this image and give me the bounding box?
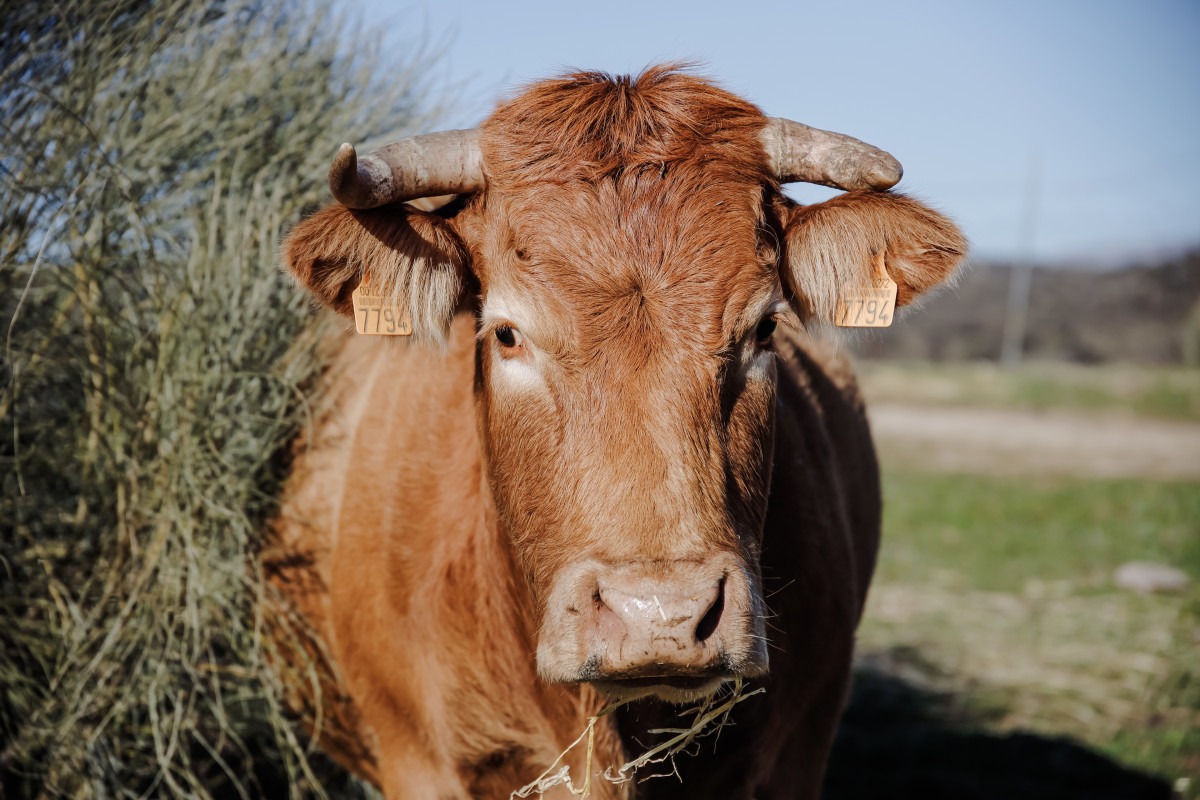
[780,191,967,323]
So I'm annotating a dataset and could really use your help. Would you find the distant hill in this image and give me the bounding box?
[852,250,1200,364]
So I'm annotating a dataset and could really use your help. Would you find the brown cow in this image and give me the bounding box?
[269,65,965,799]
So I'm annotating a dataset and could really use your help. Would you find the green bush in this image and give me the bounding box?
[0,2,440,795]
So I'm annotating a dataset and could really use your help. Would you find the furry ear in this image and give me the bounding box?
[281,203,468,341]
[780,191,967,323]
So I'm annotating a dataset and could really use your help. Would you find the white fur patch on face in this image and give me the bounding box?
[482,290,546,390]
[479,291,522,329]
[742,297,787,381]
[746,347,777,382]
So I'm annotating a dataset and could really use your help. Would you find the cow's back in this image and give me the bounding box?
[755,327,881,799]
[775,327,882,616]
[264,331,400,782]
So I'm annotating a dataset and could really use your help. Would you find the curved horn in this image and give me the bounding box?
[328,129,484,209]
[759,118,903,191]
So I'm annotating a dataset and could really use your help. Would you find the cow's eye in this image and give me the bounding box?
[495,325,524,353]
[755,316,778,344]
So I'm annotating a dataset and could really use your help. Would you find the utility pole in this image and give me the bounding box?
[1001,152,1041,366]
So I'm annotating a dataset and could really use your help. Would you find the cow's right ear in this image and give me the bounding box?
[281,203,468,341]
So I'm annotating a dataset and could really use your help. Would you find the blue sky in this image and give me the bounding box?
[349,0,1199,264]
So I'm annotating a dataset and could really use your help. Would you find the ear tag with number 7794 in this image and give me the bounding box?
[352,273,412,336]
[835,251,897,328]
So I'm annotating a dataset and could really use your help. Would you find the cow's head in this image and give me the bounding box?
[283,67,965,703]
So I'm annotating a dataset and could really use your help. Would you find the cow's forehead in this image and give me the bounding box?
[470,69,781,355]
[515,168,766,262]
[480,172,778,348]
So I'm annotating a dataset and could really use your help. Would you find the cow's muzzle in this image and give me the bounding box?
[537,555,768,702]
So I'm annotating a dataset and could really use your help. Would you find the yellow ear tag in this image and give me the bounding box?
[835,251,897,328]
[351,273,412,336]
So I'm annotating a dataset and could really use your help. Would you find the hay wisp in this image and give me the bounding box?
[510,678,764,799]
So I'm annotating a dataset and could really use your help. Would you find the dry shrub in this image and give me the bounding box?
[0,2,442,796]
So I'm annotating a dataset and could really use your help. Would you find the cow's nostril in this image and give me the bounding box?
[594,588,627,641]
[694,576,725,643]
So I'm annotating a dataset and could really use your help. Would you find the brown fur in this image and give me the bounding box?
[281,203,469,340]
[781,190,967,318]
[269,66,966,798]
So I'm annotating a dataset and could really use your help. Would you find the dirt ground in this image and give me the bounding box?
[868,403,1200,480]
[853,394,1198,795]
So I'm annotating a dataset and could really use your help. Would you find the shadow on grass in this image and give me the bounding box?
[824,659,1173,800]
[3,657,1175,799]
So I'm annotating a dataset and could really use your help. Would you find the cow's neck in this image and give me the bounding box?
[357,314,626,795]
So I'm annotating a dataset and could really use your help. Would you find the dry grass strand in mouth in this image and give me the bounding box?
[510,678,765,798]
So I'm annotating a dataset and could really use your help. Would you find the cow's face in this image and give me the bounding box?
[281,68,966,703]
[461,172,781,699]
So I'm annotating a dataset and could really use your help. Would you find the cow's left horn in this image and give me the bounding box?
[759,118,903,192]
[329,129,484,209]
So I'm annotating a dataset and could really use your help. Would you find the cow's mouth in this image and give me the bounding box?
[589,674,729,703]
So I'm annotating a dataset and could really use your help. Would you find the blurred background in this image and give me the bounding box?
[2,0,1196,797]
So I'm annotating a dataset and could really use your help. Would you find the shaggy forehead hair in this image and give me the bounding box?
[479,64,773,187]
[476,66,781,361]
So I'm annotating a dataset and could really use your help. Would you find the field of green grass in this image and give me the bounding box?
[859,360,1200,423]
[854,361,1200,796]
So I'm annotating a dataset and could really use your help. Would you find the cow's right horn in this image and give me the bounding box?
[328,129,484,209]
[759,118,903,192]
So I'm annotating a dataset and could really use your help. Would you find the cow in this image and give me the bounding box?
[267,65,966,799]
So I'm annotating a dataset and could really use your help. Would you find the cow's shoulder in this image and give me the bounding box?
[775,324,867,425]
[771,323,881,616]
